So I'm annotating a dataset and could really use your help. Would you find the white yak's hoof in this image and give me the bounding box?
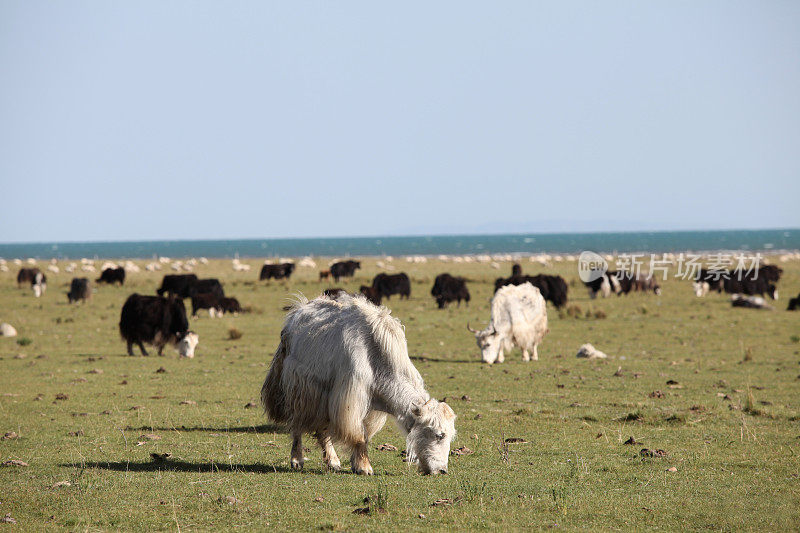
[324,458,341,472]
[353,464,374,475]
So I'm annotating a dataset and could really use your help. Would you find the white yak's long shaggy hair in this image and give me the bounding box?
[261,292,455,475]
[473,282,548,364]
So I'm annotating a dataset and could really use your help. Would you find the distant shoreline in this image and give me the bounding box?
[0,229,798,260]
[1,251,799,266]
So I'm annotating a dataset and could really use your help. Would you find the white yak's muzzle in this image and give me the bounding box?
[179,331,199,358]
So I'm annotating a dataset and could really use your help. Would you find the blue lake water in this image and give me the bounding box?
[0,229,798,259]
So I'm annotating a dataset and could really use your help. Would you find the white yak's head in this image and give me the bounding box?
[407,399,456,475]
[178,331,199,358]
[468,323,503,364]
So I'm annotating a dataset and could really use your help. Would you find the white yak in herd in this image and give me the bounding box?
[469,282,549,364]
[261,293,456,475]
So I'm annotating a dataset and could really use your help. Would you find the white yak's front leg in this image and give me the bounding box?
[316,430,341,472]
[350,441,374,475]
[531,343,539,361]
[290,432,305,470]
[522,348,531,362]
[497,349,505,363]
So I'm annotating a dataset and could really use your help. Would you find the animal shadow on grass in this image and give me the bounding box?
[410,356,473,364]
[74,459,403,476]
[75,460,294,474]
[125,424,285,434]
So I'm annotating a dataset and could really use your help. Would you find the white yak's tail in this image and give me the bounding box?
[261,330,289,423]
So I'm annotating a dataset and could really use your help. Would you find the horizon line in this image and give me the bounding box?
[1,226,797,247]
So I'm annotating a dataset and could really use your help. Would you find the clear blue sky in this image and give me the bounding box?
[1,2,798,243]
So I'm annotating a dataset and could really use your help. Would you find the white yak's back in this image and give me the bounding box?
[474,282,548,363]
[263,292,425,444]
[491,282,547,332]
[288,292,417,380]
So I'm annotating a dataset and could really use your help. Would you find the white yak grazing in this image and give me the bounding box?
[261,293,456,475]
[469,282,548,364]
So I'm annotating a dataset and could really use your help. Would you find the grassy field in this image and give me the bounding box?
[1,256,799,531]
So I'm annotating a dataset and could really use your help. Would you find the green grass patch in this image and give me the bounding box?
[1,256,799,530]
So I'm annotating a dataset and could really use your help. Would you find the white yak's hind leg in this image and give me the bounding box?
[531,343,539,361]
[290,432,305,471]
[316,430,341,472]
[522,348,531,362]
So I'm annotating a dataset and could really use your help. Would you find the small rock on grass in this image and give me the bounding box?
[50,481,71,488]
[140,433,161,441]
[55,393,68,400]
[0,323,17,337]
[451,446,473,456]
[2,513,16,524]
[376,443,397,451]
[218,496,242,505]
[666,466,678,472]
[576,343,608,359]
[155,367,167,373]
[2,431,18,440]
[623,436,640,445]
[180,400,197,406]
[244,402,257,409]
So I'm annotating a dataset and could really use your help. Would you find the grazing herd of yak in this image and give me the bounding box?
[9,257,800,362]
[7,255,800,475]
